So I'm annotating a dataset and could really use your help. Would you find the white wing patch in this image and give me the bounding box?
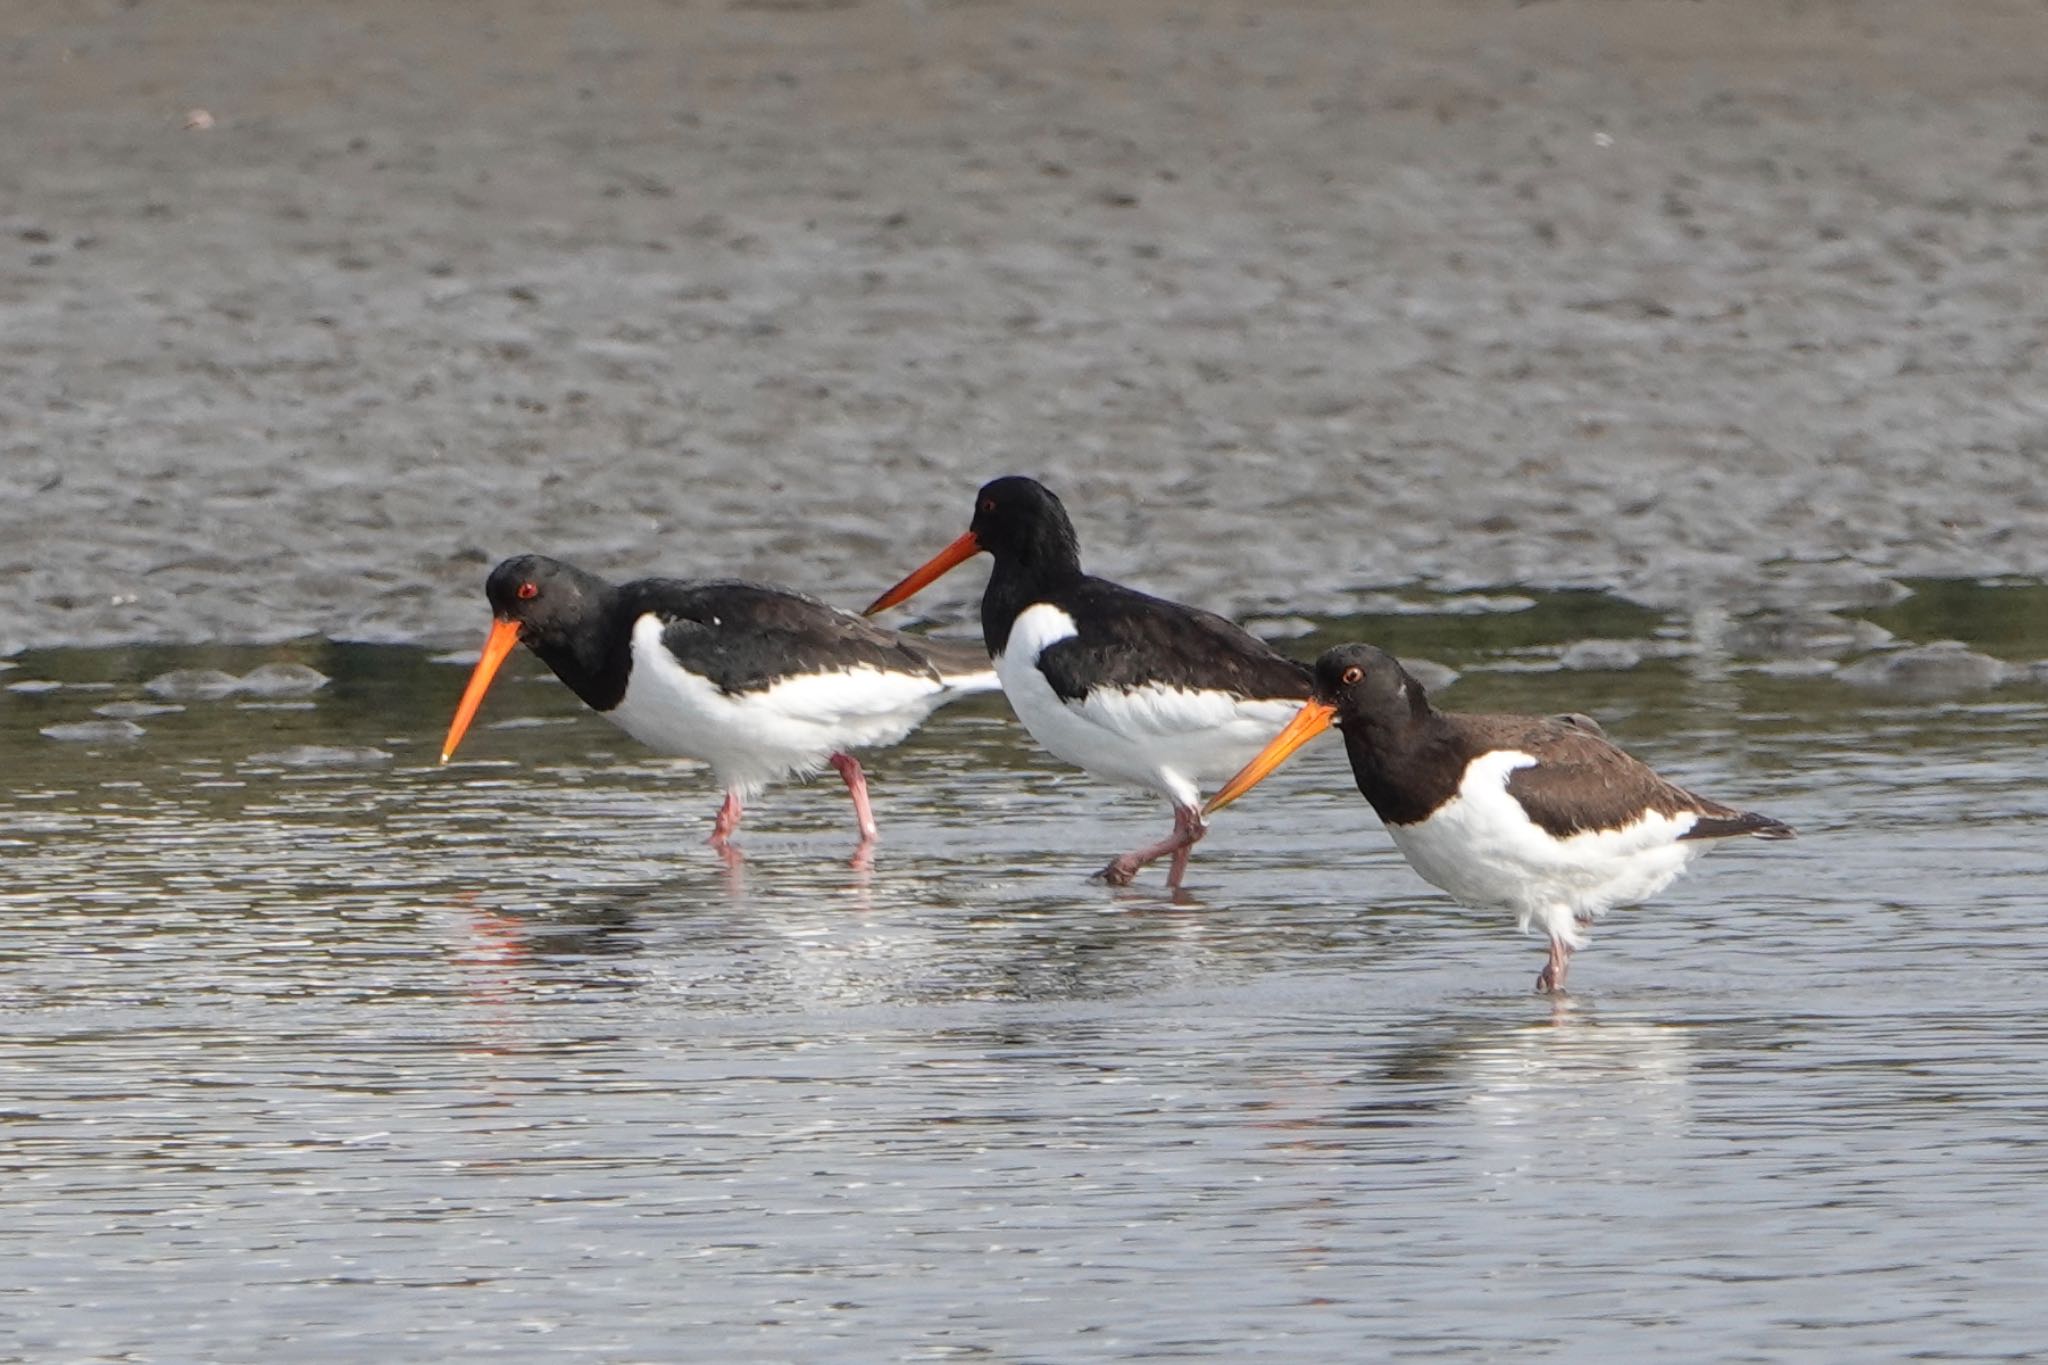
[1002,601,1083,659]
[1387,749,1708,949]
[996,602,1306,807]
[605,614,958,794]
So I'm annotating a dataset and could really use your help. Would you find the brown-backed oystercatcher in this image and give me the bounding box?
[442,555,997,857]
[1205,643,1795,991]
[864,476,1313,887]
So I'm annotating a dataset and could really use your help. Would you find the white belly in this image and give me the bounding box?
[1386,749,1708,948]
[605,614,955,794]
[995,603,1305,809]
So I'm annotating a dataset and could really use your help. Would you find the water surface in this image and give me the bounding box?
[5,588,2045,1359]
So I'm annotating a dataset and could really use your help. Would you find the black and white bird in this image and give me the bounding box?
[1205,643,1795,992]
[863,476,1313,887]
[441,555,997,857]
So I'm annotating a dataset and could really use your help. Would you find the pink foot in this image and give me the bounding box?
[1093,803,1205,888]
[1534,937,1573,995]
[1095,854,1141,887]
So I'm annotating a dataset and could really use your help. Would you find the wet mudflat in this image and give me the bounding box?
[6,0,2048,649]
[5,587,2045,1359]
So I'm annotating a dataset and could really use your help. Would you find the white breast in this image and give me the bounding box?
[995,603,1305,809]
[604,614,958,794]
[1386,748,1707,948]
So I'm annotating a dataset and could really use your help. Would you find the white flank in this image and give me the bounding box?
[996,603,1306,808]
[605,614,961,794]
[1386,748,1708,949]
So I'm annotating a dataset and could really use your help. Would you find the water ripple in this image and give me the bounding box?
[3,641,2046,1359]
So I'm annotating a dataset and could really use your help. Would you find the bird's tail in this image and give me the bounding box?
[904,633,1001,696]
[1683,809,1796,841]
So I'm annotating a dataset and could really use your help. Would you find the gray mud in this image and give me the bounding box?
[4,0,2047,650]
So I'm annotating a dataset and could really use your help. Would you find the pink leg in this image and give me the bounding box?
[709,790,744,850]
[1097,803,1205,887]
[829,752,879,845]
[1534,937,1573,995]
[1166,840,1193,887]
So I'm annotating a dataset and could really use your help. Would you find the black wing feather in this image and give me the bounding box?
[630,579,952,695]
[1033,576,1311,704]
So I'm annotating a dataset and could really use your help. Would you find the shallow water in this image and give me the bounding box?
[5,586,2045,1359]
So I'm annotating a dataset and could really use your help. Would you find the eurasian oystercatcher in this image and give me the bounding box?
[863,476,1313,887]
[1205,643,1795,992]
[441,555,998,857]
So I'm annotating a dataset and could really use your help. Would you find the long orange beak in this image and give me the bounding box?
[862,530,983,616]
[440,618,524,764]
[1203,699,1336,816]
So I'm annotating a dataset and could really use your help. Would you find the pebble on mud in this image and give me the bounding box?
[1244,616,1319,641]
[41,719,146,743]
[143,664,330,700]
[94,701,186,719]
[243,745,393,768]
[144,668,245,699]
[1744,658,1842,679]
[1835,642,2010,698]
[1723,611,1894,660]
[237,663,330,696]
[1558,640,1647,671]
[1417,594,1539,617]
[1401,658,1461,693]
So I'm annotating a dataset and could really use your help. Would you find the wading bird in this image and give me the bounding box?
[1206,643,1794,991]
[443,555,996,858]
[865,476,1313,887]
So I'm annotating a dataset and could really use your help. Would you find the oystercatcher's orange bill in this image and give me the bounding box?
[1202,699,1337,816]
[440,618,524,764]
[862,530,983,616]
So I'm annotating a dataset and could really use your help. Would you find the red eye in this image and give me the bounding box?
[516,581,538,601]
[979,498,995,514]
[1341,665,1364,685]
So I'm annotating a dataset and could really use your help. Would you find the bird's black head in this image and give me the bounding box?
[1313,643,1428,728]
[1205,643,1414,820]
[484,555,613,648]
[862,474,1084,620]
[444,555,620,765]
[967,476,1082,574]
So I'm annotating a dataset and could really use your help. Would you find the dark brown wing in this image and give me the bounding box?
[1468,714,1791,840]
